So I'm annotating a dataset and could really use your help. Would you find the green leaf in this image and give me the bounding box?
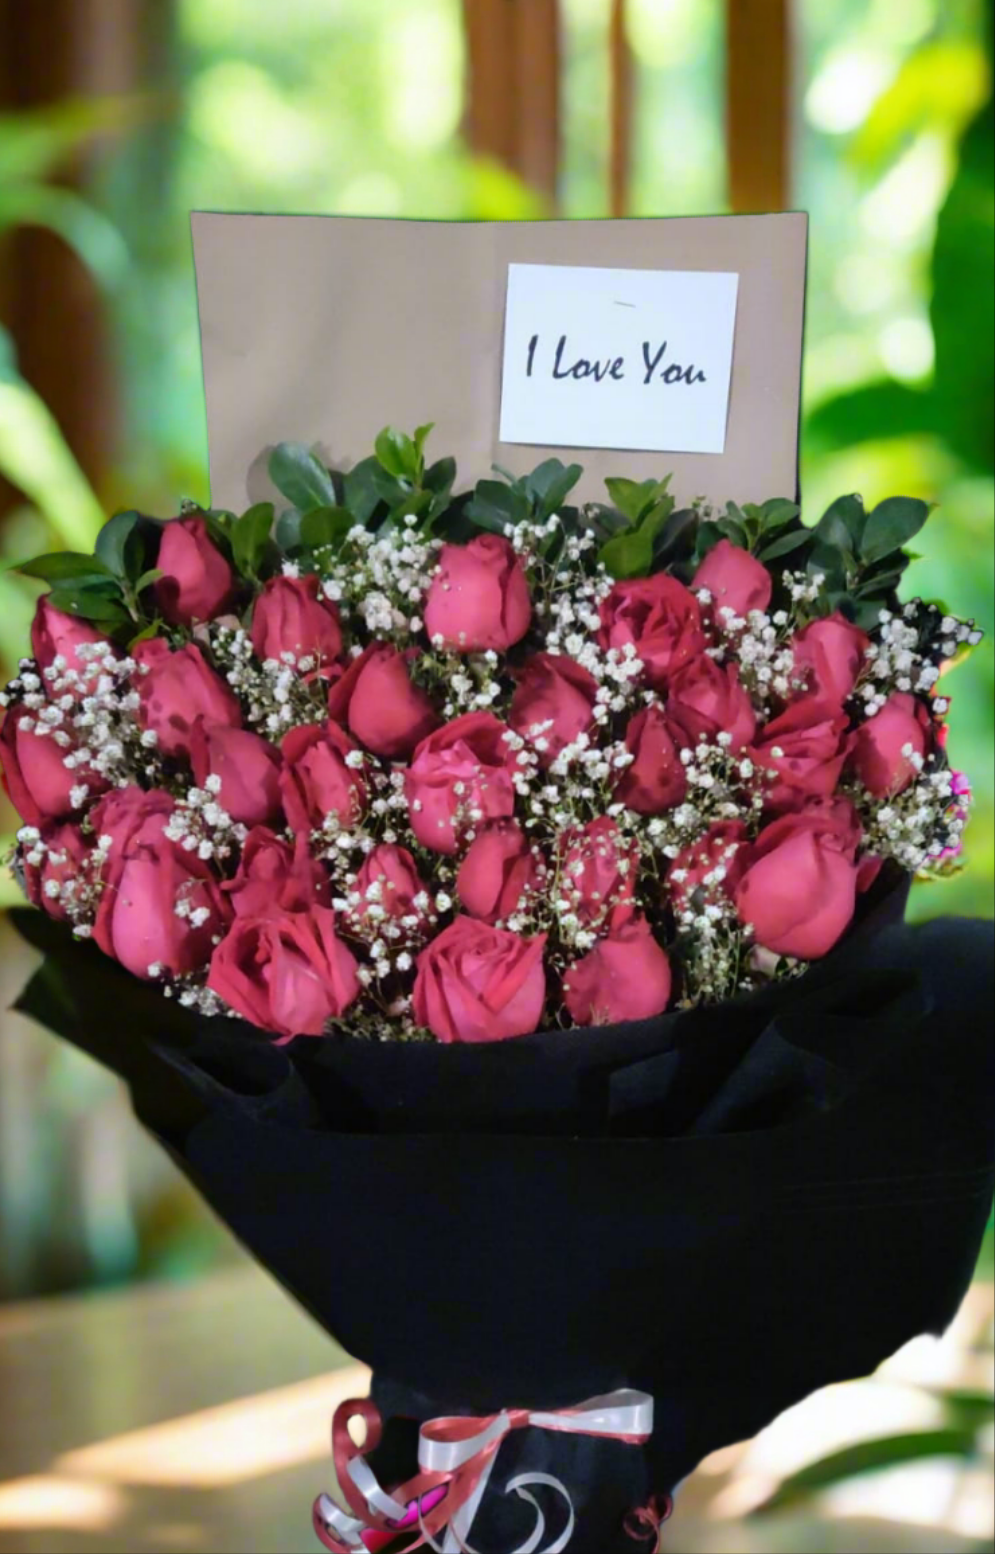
[413,422,434,464]
[45,586,129,626]
[300,505,356,552]
[374,426,419,482]
[604,475,671,525]
[816,494,866,556]
[599,526,654,579]
[275,508,304,554]
[13,551,114,585]
[424,456,456,494]
[465,479,529,532]
[133,568,163,593]
[807,541,846,588]
[231,502,275,578]
[861,496,931,564]
[342,457,389,525]
[651,507,698,566]
[694,520,724,563]
[95,509,141,577]
[749,1429,979,1515]
[758,527,812,563]
[758,497,800,528]
[268,443,337,512]
[525,459,583,521]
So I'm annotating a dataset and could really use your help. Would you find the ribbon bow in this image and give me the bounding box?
[313,1387,654,1554]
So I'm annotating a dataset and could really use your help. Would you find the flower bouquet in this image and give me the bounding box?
[4,431,992,1553]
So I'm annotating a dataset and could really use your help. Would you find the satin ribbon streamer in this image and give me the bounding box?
[313,1387,654,1554]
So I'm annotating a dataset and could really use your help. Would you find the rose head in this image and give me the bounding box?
[749,695,852,812]
[558,816,638,929]
[509,652,598,766]
[93,796,231,980]
[223,827,329,919]
[457,821,544,924]
[327,644,439,759]
[30,598,109,679]
[413,916,547,1042]
[692,538,772,619]
[735,796,864,961]
[666,820,750,918]
[424,534,531,652]
[251,574,343,668]
[851,692,933,797]
[280,720,366,835]
[207,907,359,1040]
[404,712,517,854]
[598,573,705,690]
[791,613,870,704]
[23,821,91,922]
[189,719,283,827]
[350,844,430,935]
[563,907,672,1026]
[154,516,236,626]
[667,654,756,751]
[0,704,107,825]
[136,642,241,761]
[616,704,688,815]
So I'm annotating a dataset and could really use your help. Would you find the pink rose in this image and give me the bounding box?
[509,653,598,766]
[666,820,750,917]
[280,721,366,834]
[413,916,547,1043]
[598,573,705,689]
[136,642,241,761]
[616,704,688,814]
[154,516,236,626]
[23,821,91,921]
[791,613,870,703]
[851,692,933,797]
[457,821,544,924]
[30,597,109,679]
[189,719,283,826]
[666,654,756,751]
[0,705,107,825]
[327,644,439,758]
[404,712,517,855]
[735,797,863,960]
[251,574,343,668]
[350,844,430,934]
[224,827,329,918]
[424,534,531,652]
[208,907,359,1039]
[557,817,638,928]
[563,908,672,1027]
[749,696,851,811]
[692,538,772,618]
[93,793,231,979]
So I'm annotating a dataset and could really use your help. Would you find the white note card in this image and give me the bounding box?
[499,264,740,455]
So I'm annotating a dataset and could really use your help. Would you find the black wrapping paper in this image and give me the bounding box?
[10,887,994,1552]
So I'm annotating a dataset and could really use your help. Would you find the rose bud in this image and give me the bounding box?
[208,907,359,1040]
[850,691,933,797]
[666,820,750,918]
[30,597,109,679]
[224,827,329,918]
[0,705,106,825]
[563,908,672,1027]
[351,844,431,933]
[749,695,851,812]
[558,816,637,928]
[597,573,705,689]
[136,642,242,761]
[154,515,236,626]
[666,654,756,751]
[23,821,91,921]
[692,538,772,619]
[189,718,283,827]
[327,643,439,759]
[790,612,870,703]
[251,574,343,668]
[93,802,231,980]
[404,712,517,854]
[280,720,366,835]
[413,916,547,1043]
[457,821,543,924]
[424,533,531,652]
[735,796,863,960]
[509,652,598,766]
[615,704,688,814]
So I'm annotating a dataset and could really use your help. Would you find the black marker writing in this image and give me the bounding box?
[526,333,538,377]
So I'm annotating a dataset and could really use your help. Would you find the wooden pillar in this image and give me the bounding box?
[462,0,561,208]
[725,0,791,212]
[609,0,633,217]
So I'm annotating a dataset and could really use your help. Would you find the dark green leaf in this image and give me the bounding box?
[268,442,337,512]
[604,475,671,525]
[424,456,456,494]
[526,459,583,520]
[758,527,813,563]
[300,505,354,552]
[599,526,654,579]
[816,493,866,555]
[861,496,931,564]
[14,551,114,585]
[758,497,800,528]
[717,516,748,546]
[749,1429,978,1515]
[807,541,847,590]
[374,426,419,482]
[232,502,275,577]
[45,586,129,626]
[275,508,304,554]
[465,479,529,532]
[343,457,389,524]
[133,568,163,593]
[95,510,141,577]
[651,507,699,565]
[694,520,724,563]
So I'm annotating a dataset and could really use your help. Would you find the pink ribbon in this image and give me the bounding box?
[313,1387,655,1554]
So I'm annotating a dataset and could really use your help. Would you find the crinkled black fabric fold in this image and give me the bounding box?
[10,888,993,1549]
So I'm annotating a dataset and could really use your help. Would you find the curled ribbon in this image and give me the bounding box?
[313,1387,654,1554]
